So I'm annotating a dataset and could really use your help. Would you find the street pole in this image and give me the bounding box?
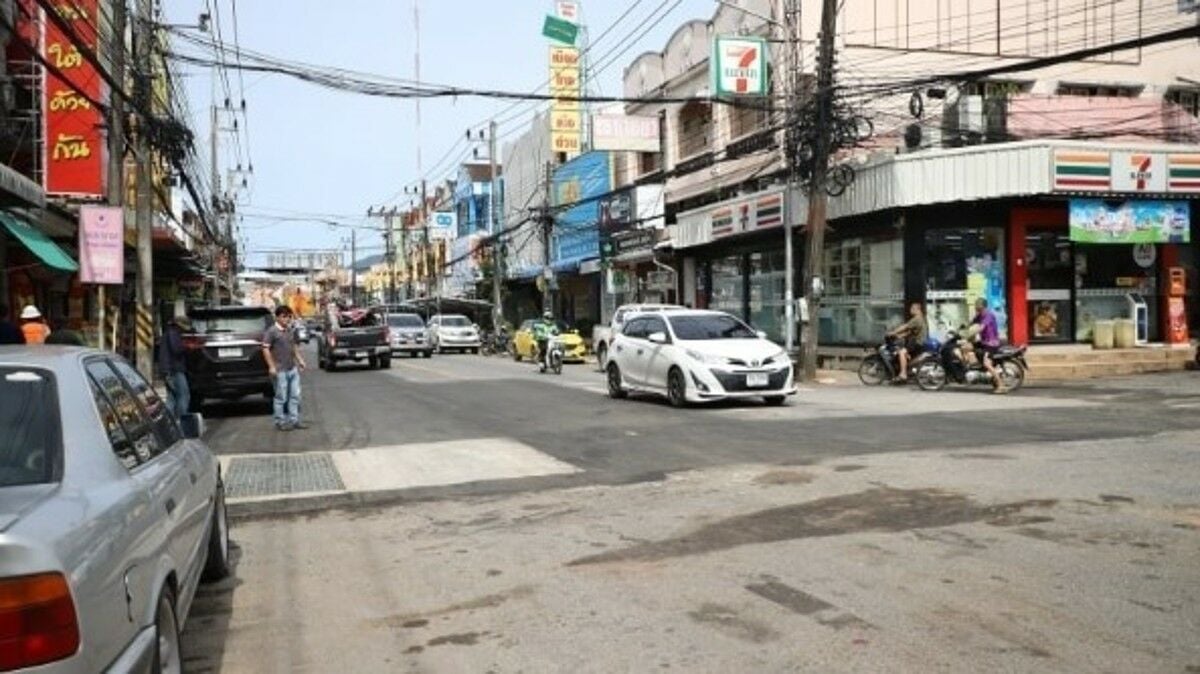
[387,211,397,304]
[541,161,554,313]
[800,0,839,381]
[103,0,127,351]
[488,119,503,334]
[209,96,221,306]
[776,0,799,356]
[350,228,357,306]
[133,0,154,378]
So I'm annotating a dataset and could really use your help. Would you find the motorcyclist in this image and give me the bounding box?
[971,298,1007,394]
[531,311,560,367]
[887,302,927,383]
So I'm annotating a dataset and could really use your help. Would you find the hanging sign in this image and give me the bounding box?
[78,205,124,284]
[42,0,106,197]
[549,46,582,154]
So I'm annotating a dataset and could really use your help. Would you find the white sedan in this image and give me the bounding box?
[605,310,796,407]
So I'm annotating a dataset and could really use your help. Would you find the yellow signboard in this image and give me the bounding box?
[549,46,581,154]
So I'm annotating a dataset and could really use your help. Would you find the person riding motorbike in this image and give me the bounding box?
[971,298,1008,394]
[887,302,928,383]
[531,311,559,366]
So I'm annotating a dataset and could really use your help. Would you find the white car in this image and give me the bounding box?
[605,310,796,407]
[427,314,481,354]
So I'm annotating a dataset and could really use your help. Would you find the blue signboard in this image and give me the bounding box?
[551,152,611,270]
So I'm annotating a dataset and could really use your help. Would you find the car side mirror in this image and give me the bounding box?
[473,324,479,331]
[756,331,767,339]
[180,413,205,439]
[648,331,668,345]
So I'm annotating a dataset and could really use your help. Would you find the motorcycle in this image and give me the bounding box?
[915,330,1029,392]
[858,334,933,386]
[538,334,564,375]
[481,328,510,357]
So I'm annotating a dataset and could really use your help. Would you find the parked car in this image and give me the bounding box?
[386,312,433,358]
[606,310,795,407]
[427,314,481,354]
[511,319,586,363]
[0,347,230,673]
[185,305,274,411]
[592,303,684,370]
[318,307,392,370]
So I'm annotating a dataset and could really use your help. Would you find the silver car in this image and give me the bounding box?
[0,347,230,673]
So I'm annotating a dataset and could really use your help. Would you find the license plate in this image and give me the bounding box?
[355,351,368,358]
[217,348,241,359]
[746,372,770,388]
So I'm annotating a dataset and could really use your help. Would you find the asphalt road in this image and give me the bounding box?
[181,347,1200,672]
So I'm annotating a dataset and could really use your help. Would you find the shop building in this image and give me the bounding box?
[548,151,611,328]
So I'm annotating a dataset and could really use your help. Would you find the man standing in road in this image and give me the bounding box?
[159,313,191,417]
[263,305,307,430]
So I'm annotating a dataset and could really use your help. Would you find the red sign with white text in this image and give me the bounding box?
[42,0,106,197]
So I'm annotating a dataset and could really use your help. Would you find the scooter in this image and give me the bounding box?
[858,334,933,385]
[539,335,564,375]
[915,330,1029,392]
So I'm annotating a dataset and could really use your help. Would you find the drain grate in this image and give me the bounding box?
[225,453,344,499]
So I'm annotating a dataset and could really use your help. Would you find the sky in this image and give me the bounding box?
[163,0,720,267]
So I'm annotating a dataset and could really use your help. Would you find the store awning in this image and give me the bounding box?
[0,211,79,272]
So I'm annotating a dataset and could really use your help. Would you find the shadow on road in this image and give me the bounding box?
[200,397,273,419]
[181,542,244,673]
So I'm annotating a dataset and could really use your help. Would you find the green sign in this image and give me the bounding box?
[1068,199,1190,244]
[542,15,578,45]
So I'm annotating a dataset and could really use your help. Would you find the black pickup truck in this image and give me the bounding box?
[317,307,392,371]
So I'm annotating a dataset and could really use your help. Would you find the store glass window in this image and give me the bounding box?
[820,237,904,344]
[925,228,1007,340]
[1025,230,1073,342]
[1073,244,1159,342]
[747,250,787,343]
[710,254,743,318]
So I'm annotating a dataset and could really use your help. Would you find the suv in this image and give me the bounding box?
[184,306,274,411]
[427,314,481,354]
[386,312,433,358]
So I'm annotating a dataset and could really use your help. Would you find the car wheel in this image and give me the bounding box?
[202,480,231,581]
[763,395,787,406]
[380,356,392,369]
[667,368,688,408]
[152,586,182,674]
[512,347,521,362]
[368,356,378,369]
[327,358,337,372]
[595,344,607,372]
[606,363,627,399]
[188,393,203,414]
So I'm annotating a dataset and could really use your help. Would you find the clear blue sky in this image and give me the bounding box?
[164,0,718,267]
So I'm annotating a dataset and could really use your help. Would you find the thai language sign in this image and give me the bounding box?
[549,46,581,154]
[1068,199,1190,244]
[43,0,106,196]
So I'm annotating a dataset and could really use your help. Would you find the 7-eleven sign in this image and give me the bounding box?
[712,36,767,97]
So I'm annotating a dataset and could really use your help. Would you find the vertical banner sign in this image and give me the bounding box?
[43,0,106,196]
[79,205,124,283]
[550,46,582,154]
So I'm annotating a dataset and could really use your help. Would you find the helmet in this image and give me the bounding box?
[542,311,553,321]
[20,305,42,320]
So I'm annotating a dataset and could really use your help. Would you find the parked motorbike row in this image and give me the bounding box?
[859,331,1029,393]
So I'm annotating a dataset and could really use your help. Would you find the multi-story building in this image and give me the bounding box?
[616,0,1199,349]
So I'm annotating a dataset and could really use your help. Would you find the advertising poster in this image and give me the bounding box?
[78,206,124,284]
[43,0,106,196]
[1069,200,1190,244]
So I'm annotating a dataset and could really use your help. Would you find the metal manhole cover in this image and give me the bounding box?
[225,453,344,498]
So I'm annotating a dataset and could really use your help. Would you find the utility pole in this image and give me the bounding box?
[350,228,357,306]
[368,206,399,304]
[132,0,154,377]
[487,119,503,334]
[103,0,127,352]
[209,101,222,306]
[775,0,800,356]
[800,0,839,380]
[541,161,554,313]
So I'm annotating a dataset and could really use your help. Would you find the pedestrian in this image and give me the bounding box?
[262,305,307,431]
[19,305,51,345]
[159,313,191,418]
[0,303,25,345]
[44,318,87,346]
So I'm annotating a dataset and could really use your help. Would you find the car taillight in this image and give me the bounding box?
[0,573,80,671]
[182,336,205,350]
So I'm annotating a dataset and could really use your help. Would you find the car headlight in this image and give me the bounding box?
[685,349,727,365]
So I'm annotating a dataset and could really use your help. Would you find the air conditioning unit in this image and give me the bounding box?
[942,95,984,147]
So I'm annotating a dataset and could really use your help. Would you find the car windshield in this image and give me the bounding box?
[189,310,272,334]
[388,315,424,328]
[668,314,758,340]
[0,367,60,487]
[442,316,471,327]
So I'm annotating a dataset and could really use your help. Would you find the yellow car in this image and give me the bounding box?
[512,319,587,363]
